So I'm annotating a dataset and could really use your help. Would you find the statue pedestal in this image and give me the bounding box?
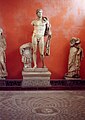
[0,72,8,80]
[64,77,81,80]
[22,68,51,87]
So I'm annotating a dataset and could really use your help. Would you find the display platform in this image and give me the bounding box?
[0,79,85,90]
[22,68,51,87]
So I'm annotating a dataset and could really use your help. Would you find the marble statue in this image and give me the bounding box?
[0,28,7,79]
[31,9,52,68]
[21,9,51,86]
[20,42,32,70]
[65,37,84,79]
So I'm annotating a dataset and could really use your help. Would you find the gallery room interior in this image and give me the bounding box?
[0,0,85,120]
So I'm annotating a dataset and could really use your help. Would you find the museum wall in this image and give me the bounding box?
[0,0,85,79]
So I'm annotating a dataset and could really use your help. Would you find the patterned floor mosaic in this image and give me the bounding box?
[0,91,85,120]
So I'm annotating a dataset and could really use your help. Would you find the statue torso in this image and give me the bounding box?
[31,19,47,37]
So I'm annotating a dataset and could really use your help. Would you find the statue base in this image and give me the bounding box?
[0,77,6,80]
[64,77,81,80]
[22,68,51,87]
[0,72,8,80]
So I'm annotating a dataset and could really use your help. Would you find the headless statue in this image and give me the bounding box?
[0,28,7,78]
[65,37,84,78]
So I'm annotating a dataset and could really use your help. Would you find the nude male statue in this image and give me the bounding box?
[31,9,51,68]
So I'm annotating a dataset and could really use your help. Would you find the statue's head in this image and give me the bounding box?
[0,28,3,35]
[36,9,43,18]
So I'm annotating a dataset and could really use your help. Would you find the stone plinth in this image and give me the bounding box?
[64,77,81,80]
[22,68,51,87]
[0,72,8,80]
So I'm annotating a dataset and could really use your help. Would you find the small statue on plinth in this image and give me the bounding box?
[0,28,7,79]
[20,42,32,70]
[65,37,84,79]
[31,9,52,68]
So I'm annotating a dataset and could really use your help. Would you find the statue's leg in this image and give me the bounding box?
[39,37,45,68]
[32,36,37,68]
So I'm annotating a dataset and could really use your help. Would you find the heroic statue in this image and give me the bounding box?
[20,42,32,70]
[65,37,84,79]
[0,28,7,78]
[31,9,52,68]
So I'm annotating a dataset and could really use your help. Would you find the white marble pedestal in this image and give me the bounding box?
[22,68,51,87]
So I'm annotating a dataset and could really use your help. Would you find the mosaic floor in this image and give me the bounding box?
[0,91,85,120]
